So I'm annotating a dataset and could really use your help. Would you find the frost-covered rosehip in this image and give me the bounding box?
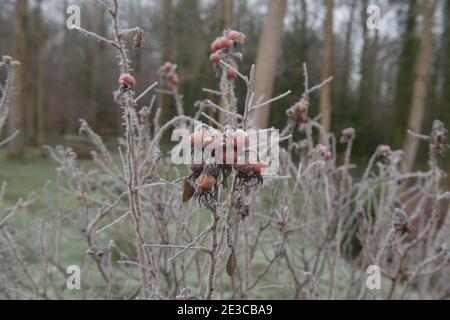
[218,37,231,48]
[196,174,216,191]
[249,162,267,174]
[227,68,238,79]
[163,62,173,72]
[211,39,221,51]
[227,30,240,41]
[119,73,136,88]
[378,145,392,156]
[170,74,179,86]
[210,53,221,64]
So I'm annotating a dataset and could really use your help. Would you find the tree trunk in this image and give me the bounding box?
[319,0,333,138]
[35,0,45,146]
[159,0,173,125]
[251,0,287,129]
[7,0,28,157]
[402,0,436,172]
[224,0,234,28]
[338,0,357,110]
[393,0,419,146]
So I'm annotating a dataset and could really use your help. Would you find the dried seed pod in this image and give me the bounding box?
[133,29,144,49]
[226,248,237,277]
[182,179,195,203]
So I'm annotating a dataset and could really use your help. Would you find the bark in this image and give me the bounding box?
[35,0,45,146]
[251,0,288,129]
[159,0,173,125]
[338,0,357,110]
[402,0,436,172]
[319,0,333,137]
[224,0,234,28]
[7,0,28,157]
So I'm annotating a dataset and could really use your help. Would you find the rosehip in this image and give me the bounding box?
[170,74,179,85]
[210,53,221,64]
[211,39,221,51]
[222,149,237,164]
[249,162,267,174]
[163,62,173,72]
[218,37,231,48]
[190,164,204,173]
[227,30,240,41]
[203,137,220,149]
[232,130,248,149]
[190,131,205,145]
[119,73,136,87]
[378,145,392,156]
[196,174,216,191]
[227,68,238,79]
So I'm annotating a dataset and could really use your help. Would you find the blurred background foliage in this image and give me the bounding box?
[0,0,449,173]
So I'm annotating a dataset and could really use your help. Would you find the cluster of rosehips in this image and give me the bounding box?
[286,99,309,132]
[183,124,266,205]
[209,30,246,80]
[158,62,180,86]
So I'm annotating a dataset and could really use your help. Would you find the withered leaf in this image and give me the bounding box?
[226,248,237,277]
[182,179,194,203]
[133,30,144,49]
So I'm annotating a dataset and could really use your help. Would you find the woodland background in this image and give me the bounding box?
[0,0,449,172]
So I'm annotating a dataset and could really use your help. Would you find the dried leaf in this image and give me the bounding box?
[183,179,194,203]
[133,29,144,49]
[226,248,237,277]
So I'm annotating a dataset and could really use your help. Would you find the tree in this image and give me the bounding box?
[402,0,436,172]
[338,0,357,111]
[393,0,419,146]
[158,0,173,125]
[34,0,45,146]
[7,0,28,157]
[251,0,288,129]
[318,0,334,137]
[440,0,450,121]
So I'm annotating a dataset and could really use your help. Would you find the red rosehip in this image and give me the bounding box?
[190,164,204,173]
[323,150,333,161]
[210,53,221,64]
[232,130,248,149]
[227,68,238,79]
[170,74,179,85]
[119,73,136,87]
[196,174,216,191]
[222,149,237,164]
[218,37,231,48]
[190,131,205,145]
[203,137,221,150]
[227,30,240,41]
[211,39,221,51]
[249,162,267,174]
[163,62,173,72]
[378,145,392,156]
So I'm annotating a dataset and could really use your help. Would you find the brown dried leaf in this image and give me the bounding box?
[183,179,194,203]
[133,30,144,49]
[226,248,237,277]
